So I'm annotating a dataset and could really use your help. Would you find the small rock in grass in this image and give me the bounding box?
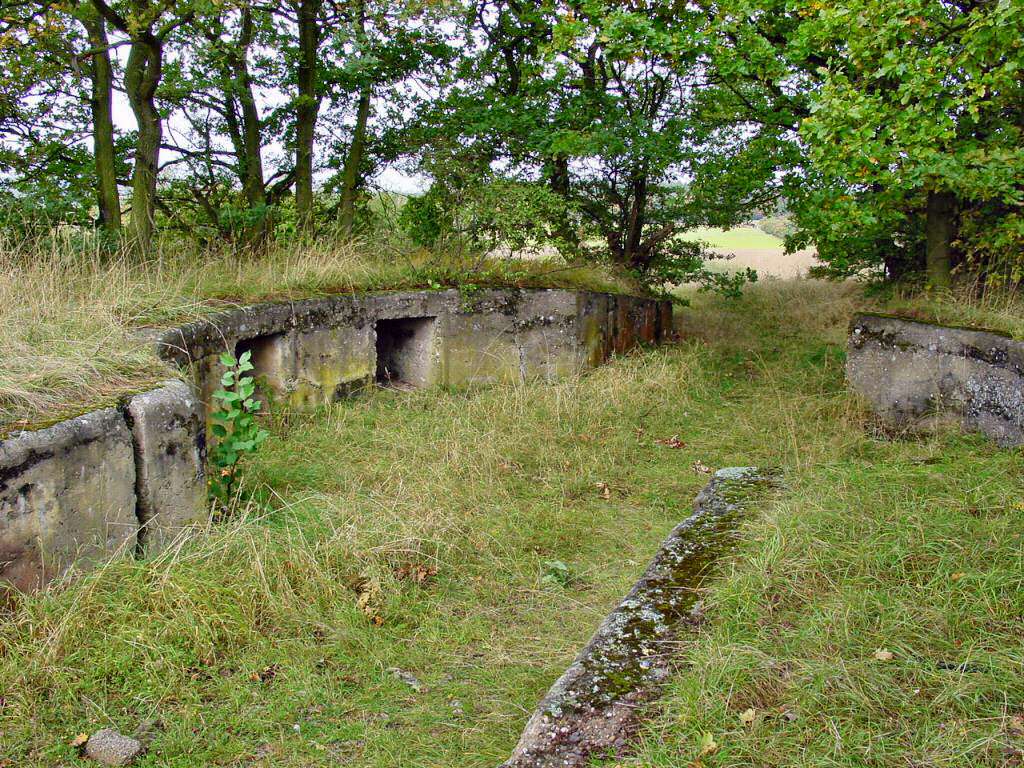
[388,667,423,692]
[85,729,143,766]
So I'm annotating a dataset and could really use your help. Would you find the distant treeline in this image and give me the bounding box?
[1,1,1021,288]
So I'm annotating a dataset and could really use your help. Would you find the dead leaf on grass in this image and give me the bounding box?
[654,435,685,449]
[1007,714,1024,737]
[692,461,712,474]
[395,563,438,585]
[595,482,612,499]
[251,664,280,684]
[873,648,895,661]
[698,731,718,755]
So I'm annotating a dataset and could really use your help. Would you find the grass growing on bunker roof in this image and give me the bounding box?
[0,232,637,430]
[1,280,1022,767]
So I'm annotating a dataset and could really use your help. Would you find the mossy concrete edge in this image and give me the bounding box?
[501,467,779,768]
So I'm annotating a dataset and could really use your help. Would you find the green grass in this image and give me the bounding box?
[1,280,1022,767]
[681,226,784,250]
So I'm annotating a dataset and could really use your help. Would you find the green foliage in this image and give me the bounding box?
[400,178,576,256]
[1,0,1021,288]
[797,0,1024,282]
[646,239,758,299]
[540,559,572,588]
[208,350,270,507]
[398,187,449,248]
[754,215,796,240]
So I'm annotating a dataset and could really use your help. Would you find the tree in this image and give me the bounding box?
[419,0,714,274]
[0,1,117,230]
[160,1,292,243]
[76,2,121,232]
[91,0,198,251]
[801,0,1024,287]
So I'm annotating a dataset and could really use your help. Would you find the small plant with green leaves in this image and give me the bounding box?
[208,350,269,507]
[541,559,573,588]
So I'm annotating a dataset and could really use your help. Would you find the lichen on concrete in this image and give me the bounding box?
[847,313,1024,446]
[501,467,778,768]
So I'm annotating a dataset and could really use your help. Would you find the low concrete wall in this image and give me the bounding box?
[847,313,1024,446]
[501,468,777,768]
[2,288,669,593]
[0,409,138,592]
[156,289,671,425]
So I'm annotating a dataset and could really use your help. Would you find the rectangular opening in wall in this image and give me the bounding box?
[375,317,436,388]
[234,332,286,399]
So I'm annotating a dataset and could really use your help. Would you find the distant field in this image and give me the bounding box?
[682,226,785,250]
[682,226,820,279]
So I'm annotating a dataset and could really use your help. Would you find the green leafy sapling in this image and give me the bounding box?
[208,350,269,507]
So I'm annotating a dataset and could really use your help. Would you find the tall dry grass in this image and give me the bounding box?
[0,232,631,428]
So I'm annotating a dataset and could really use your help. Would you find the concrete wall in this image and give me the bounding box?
[0,409,139,592]
[2,289,669,593]
[156,289,671,424]
[847,313,1024,446]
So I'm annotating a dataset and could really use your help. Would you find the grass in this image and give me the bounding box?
[1,279,1021,767]
[0,232,637,430]
[878,284,1024,339]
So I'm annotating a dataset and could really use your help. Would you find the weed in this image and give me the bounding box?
[208,350,269,507]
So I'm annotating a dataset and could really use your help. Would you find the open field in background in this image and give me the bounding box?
[2,280,1021,767]
[683,226,821,279]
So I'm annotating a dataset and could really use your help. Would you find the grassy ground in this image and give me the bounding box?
[0,234,636,430]
[1,281,1021,767]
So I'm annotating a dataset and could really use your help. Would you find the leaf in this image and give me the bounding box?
[739,707,757,726]
[699,731,718,756]
[654,435,685,448]
[1007,714,1024,737]
[595,482,612,499]
[692,460,712,474]
[873,648,895,661]
[71,733,89,748]
[219,352,236,368]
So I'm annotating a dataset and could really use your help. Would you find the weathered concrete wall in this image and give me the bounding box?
[2,288,668,593]
[0,409,138,592]
[847,313,1024,446]
[157,289,670,422]
[125,382,208,552]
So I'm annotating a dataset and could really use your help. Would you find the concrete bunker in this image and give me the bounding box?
[3,289,672,593]
[374,316,437,388]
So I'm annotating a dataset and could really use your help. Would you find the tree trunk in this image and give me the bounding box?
[232,6,269,243]
[339,85,370,235]
[624,175,648,271]
[545,155,578,255]
[339,0,370,236]
[124,35,163,251]
[81,11,121,233]
[925,190,956,289]
[294,0,321,228]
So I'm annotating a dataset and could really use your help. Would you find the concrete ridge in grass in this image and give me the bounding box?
[501,467,779,768]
